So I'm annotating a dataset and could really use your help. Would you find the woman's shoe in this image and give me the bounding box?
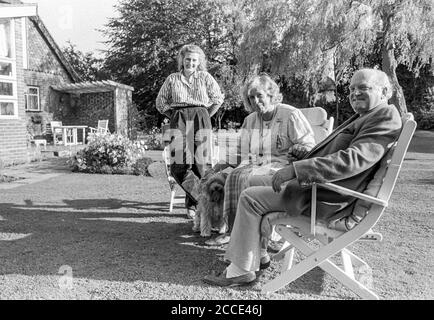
[205,234,231,246]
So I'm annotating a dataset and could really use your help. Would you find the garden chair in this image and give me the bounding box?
[300,107,334,144]
[162,145,185,212]
[50,121,63,145]
[89,120,110,135]
[261,113,416,300]
[266,107,335,241]
[161,122,220,212]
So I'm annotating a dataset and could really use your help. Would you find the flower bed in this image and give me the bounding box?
[0,175,25,183]
[69,133,153,175]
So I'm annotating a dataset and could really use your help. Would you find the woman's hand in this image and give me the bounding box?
[271,165,296,193]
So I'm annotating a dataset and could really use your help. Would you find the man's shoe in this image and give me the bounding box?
[267,240,284,254]
[205,234,230,246]
[260,254,270,270]
[203,270,256,287]
[218,255,270,270]
[186,209,196,220]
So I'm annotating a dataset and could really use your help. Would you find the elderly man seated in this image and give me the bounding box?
[203,68,403,286]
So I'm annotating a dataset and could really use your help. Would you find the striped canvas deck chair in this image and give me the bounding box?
[261,113,416,300]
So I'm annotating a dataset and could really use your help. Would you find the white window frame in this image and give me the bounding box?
[25,86,40,111]
[0,60,15,78]
[0,18,18,119]
[21,17,28,69]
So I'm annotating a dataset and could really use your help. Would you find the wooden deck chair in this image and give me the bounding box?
[162,145,185,213]
[89,120,109,134]
[261,113,416,300]
[300,107,334,144]
[268,107,335,242]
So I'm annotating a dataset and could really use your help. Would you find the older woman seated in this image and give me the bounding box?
[205,73,316,246]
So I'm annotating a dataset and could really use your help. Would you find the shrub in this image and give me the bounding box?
[137,126,164,150]
[414,109,434,130]
[70,132,149,174]
[132,157,154,176]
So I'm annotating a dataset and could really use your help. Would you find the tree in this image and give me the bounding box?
[102,0,249,130]
[62,41,108,81]
[238,0,434,116]
[362,0,434,114]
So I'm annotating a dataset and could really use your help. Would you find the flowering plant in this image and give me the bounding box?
[70,132,149,174]
[139,126,164,150]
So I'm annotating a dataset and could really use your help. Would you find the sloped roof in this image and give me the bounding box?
[29,15,82,82]
[52,80,134,94]
[1,0,81,82]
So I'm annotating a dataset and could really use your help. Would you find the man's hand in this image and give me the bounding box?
[271,165,296,193]
[287,144,310,162]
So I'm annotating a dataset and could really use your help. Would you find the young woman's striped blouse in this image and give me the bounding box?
[156,71,224,114]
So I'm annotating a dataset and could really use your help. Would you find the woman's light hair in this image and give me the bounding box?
[241,73,283,113]
[177,44,207,72]
[357,68,394,100]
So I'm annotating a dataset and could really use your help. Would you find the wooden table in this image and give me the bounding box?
[52,125,88,146]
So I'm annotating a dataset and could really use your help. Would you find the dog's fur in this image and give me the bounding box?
[193,171,228,237]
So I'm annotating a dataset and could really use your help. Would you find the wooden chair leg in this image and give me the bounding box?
[281,247,295,272]
[262,226,379,300]
[341,249,355,279]
[170,190,176,213]
[342,248,369,269]
[271,241,292,262]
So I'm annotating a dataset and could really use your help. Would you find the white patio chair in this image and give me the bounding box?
[89,120,110,134]
[162,145,185,213]
[261,113,416,300]
[50,121,63,145]
[300,107,334,144]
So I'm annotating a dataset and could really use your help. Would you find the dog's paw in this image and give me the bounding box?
[218,225,227,234]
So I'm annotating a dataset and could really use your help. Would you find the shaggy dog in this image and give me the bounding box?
[192,171,228,237]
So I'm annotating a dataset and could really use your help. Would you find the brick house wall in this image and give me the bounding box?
[0,13,76,165]
[24,17,74,138]
[60,92,116,132]
[0,18,27,165]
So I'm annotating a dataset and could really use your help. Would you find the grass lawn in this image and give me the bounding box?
[0,131,432,300]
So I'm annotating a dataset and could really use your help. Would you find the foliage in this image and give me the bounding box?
[70,132,148,175]
[96,0,433,129]
[0,175,24,183]
[132,157,155,176]
[137,126,164,151]
[398,64,434,129]
[127,102,148,140]
[238,0,434,116]
[62,41,109,81]
[102,0,250,130]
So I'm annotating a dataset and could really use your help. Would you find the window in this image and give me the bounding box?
[25,86,40,111]
[0,81,13,96]
[0,18,17,118]
[0,101,15,116]
[0,61,12,77]
[0,19,12,59]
